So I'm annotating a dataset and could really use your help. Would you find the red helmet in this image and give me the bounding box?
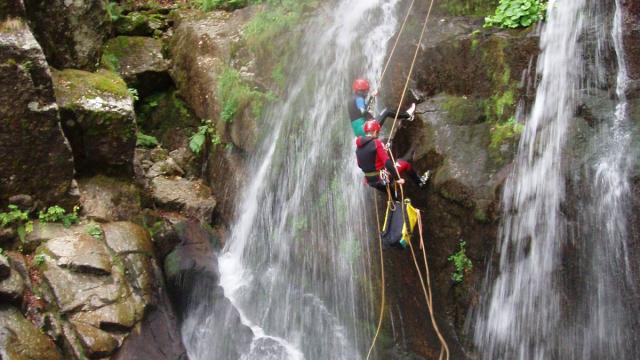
[363,120,381,134]
[352,78,370,93]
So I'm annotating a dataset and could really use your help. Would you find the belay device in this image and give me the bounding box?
[381,199,418,249]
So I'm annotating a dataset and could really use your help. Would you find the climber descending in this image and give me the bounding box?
[347,78,415,137]
[355,120,429,196]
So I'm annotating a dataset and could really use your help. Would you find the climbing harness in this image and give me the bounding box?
[364,0,450,358]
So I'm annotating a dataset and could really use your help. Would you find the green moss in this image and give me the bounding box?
[473,207,489,223]
[437,0,499,16]
[55,69,129,99]
[242,0,318,54]
[441,95,484,124]
[489,116,523,164]
[100,36,149,73]
[217,66,274,123]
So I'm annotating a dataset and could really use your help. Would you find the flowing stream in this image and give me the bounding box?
[182,1,400,359]
[475,0,639,358]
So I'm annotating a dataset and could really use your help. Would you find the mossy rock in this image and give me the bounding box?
[100,36,172,98]
[114,11,168,36]
[0,305,63,360]
[52,68,137,175]
[53,68,130,99]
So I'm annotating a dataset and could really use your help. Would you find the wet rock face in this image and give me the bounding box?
[52,68,137,175]
[621,0,640,97]
[381,16,540,360]
[169,8,259,152]
[0,305,63,360]
[27,221,178,359]
[101,36,173,98]
[164,220,253,359]
[23,0,110,70]
[0,18,75,208]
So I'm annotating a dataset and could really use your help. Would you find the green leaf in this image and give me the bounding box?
[189,131,206,154]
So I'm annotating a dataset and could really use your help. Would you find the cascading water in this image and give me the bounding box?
[181,1,400,359]
[475,0,639,358]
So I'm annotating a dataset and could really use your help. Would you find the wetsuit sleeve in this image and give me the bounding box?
[375,139,390,171]
[356,97,366,114]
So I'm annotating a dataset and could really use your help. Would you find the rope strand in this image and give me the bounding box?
[366,194,387,360]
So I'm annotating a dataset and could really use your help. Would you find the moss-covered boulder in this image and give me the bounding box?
[101,36,172,98]
[52,69,137,175]
[114,11,169,36]
[0,305,63,360]
[23,0,110,70]
[0,18,75,208]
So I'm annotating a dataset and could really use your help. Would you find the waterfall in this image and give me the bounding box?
[475,0,640,358]
[181,1,400,359]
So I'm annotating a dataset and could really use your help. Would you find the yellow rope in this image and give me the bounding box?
[386,0,436,147]
[366,194,387,360]
[417,210,450,360]
[378,0,417,87]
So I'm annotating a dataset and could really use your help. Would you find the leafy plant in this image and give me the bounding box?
[448,241,473,283]
[87,224,103,239]
[189,120,221,155]
[106,1,123,22]
[217,67,273,123]
[34,254,46,267]
[485,0,546,28]
[0,205,33,242]
[38,206,79,228]
[136,131,160,148]
[128,88,139,101]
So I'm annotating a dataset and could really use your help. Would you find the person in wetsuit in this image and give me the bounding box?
[355,120,429,195]
[347,78,416,137]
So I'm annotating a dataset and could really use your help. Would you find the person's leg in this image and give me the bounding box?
[396,159,422,186]
[376,104,415,126]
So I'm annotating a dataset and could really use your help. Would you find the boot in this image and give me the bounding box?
[418,170,431,188]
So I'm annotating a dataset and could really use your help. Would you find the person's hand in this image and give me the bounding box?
[397,178,406,185]
[371,89,379,97]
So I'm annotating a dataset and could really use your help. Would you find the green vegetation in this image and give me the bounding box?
[136,131,160,148]
[0,205,33,242]
[106,2,123,22]
[448,241,473,283]
[128,88,139,101]
[38,205,79,228]
[438,0,499,17]
[490,116,524,152]
[485,0,546,28]
[217,66,274,123]
[87,224,103,239]
[33,253,46,267]
[189,119,222,155]
[54,69,130,98]
[194,0,261,11]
